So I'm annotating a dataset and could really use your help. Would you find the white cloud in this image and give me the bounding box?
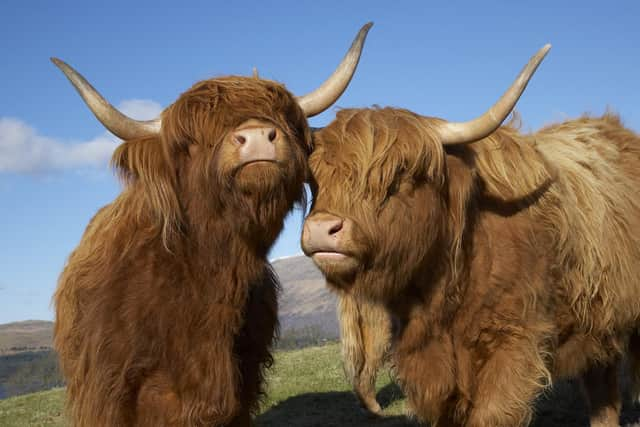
[0,99,163,174]
[118,99,163,120]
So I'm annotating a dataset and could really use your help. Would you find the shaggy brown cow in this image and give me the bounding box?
[52,23,371,427]
[302,44,640,427]
[337,291,392,414]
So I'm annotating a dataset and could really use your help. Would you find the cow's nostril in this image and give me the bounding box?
[268,129,277,142]
[235,134,246,144]
[329,221,343,236]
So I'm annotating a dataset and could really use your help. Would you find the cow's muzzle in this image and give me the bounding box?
[302,213,351,260]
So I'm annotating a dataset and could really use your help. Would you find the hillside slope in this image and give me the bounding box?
[272,255,338,338]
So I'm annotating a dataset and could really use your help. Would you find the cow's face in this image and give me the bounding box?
[161,77,311,241]
[302,109,449,300]
[299,44,552,300]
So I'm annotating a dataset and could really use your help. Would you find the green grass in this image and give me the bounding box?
[0,343,418,427]
[0,388,65,427]
[11,344,640,426]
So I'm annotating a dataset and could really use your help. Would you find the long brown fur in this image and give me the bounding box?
[337,290,392,414]
[305,107,640,426]
[54,77,310,426]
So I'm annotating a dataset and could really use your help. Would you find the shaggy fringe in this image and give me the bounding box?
[314,108,445,206]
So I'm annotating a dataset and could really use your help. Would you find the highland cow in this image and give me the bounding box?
[302,44,640,426]
[52,23,371,427]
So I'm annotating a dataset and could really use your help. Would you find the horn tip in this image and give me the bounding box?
[50,57,70,73]
[540,44,552,57]
[361,22,374,35]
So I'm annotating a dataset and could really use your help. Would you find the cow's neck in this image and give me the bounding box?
[384,220,475,348]
[177,193,285,299]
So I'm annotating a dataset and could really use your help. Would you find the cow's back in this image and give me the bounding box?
[533,114,640,332]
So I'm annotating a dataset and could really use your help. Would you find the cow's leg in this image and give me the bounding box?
[227,409,252,427]
[580,361,621,427]
[136,372,249,427]
[628,330,640,402]
[465,341,549,427]
[395,335,457,424]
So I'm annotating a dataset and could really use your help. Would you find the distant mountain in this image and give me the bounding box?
[0,321,53,355]
[272,255,339,339]
[0,255,337,354]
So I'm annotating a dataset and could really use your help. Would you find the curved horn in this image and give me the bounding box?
[297,22,373,117]
[51,58,161,140]
[437,44,551,145]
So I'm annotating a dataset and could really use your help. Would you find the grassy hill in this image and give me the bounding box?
[0,343,415,427]
[3,342,640,426]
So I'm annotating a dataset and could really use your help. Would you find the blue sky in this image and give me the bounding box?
[1,1,638,323]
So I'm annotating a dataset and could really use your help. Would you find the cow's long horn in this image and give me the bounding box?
[51,58,161,140]
[296,22,373,118]
[437,44,551,145]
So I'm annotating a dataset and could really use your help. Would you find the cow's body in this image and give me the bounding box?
[56,202,282,426]
[303,100,640,426]
[54,78,310,427]
[52,23,371,427]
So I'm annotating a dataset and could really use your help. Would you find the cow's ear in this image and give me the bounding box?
[112,135,170,182]
[111,136,182,241]
[473,132,553,203]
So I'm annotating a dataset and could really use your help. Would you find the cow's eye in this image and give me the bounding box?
[380,179,400,207]
[381,176,415,209]
[386,180,400,198]
[385,171,408,199]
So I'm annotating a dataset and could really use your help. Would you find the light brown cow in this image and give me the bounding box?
[303,44,640,426]
[52,23,371,427]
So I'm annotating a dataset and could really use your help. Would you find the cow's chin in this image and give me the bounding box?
[311,252,360,287]
[234,161,283,193]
